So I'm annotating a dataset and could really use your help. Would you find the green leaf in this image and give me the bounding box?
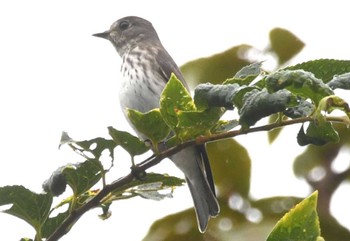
[207,139,251,198]
[127,108,171,145]
[266,191,321,241]
[176,107,223,140]
[297,122,339,146]
[194,83,240,110]
[239,89,297,128]
[286,59,350,83]
[108,126,149,157]
[160,74,196,132]
[265,70,334,104]
[316,95,350,119]
[180,45,253,87]
[75,137,117,160]
[42,212,70,238]
[63,159,102,196]
[269,28,305,65]
[0,186,53,237]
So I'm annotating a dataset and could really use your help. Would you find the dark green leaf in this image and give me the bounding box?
[266,191,321,241]
[194,83,240,110]
[239,89,297,128]
[63,159,102,196]
[284,99,315,119]
[297,122,339,146]
[108,126,149,156]
[328,72,350,90]
[294,123,350,178]
[265,70,334,104]
[232,86,260,109]
[269,28,304,65]
[42,168,67,196]
[0,186,52,234]
[42,212,70,238]
[127,108,171,145]
[286,59,350,83]
[181,45,254,87]
[75,137,117,160]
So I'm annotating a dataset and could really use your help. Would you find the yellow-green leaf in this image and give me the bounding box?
[267,191,321,241]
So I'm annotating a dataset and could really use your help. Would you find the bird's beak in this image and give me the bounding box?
[92,31,110,39]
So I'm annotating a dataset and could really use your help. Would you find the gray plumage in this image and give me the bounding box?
[93,16,219,232]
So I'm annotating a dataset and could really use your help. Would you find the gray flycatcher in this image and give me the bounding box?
[93,16,219,232]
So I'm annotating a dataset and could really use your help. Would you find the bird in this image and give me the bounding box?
[93,16,219,232]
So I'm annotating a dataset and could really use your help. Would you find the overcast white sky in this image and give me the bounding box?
[1,0,350,240]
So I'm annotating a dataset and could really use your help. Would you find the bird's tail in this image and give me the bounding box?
[171,145,219,232]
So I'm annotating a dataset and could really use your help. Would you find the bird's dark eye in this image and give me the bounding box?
[119,20,130,30]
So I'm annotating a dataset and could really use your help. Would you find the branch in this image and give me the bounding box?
[47,115,347,241]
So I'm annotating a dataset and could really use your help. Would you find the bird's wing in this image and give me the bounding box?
[155,46,190,91]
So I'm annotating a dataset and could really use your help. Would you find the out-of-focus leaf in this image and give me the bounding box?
[267,114,286,144]
[206,139,251,198]
[328,72,350,90]
[239,89,297,128]
[194,83,240,110]
[143,198,279,241]
[265,70,334,104]
[128,108,171,145]
[269,28,304,65]
[160,74,196,132]
[266,191,321,241]
[252,196,302,218]
[108,126,149,157]
[0,186,53,236]
[286,59,350,83]
[224,61,263,86]
[181,45,254,88]
[294,123,350,178]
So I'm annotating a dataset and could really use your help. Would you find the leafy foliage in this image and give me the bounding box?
[2,27,350,241]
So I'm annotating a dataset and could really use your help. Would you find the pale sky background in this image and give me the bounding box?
[1,1,350,240]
